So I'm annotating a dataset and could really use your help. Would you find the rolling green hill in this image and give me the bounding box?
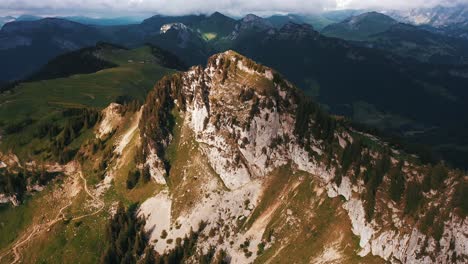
[0,44,179,161]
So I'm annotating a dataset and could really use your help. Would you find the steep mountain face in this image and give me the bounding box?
[136,51,467,263]
[146,22,213,66]
[0,49,466,263]
[0,44,178,182]
[388,4,468,27]
[107,12,466,169]
[140,14,207,32]
[0,18,105,81]
[322,12,398,41]
[194,12,237,40]
[224,22,468,168]
[4,12,468,168]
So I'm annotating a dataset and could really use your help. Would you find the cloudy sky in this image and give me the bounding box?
[0,0,466,17]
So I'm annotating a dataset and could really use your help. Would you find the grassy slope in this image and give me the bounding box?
[0,47,176,263]
[249,166,384,263]
[165,109,226,219]
[0,111,162,264]
[0,46,175,160]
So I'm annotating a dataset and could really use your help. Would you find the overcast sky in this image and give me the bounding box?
[0,0,466,17]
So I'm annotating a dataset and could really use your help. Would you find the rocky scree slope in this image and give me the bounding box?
[138,50,467,263]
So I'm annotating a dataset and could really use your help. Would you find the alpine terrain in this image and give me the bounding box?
[1,1,468,264]
[0,50,466,263]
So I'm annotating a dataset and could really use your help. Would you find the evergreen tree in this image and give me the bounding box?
[389,161,405,202]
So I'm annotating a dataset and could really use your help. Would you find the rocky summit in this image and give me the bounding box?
[1,5,468,264]
[136,51,467,263]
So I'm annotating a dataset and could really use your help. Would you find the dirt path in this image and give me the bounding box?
[72,171,105,221]
[0,168,105,264]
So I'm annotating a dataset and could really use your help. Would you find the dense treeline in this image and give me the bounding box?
[1,108,100,164]
[3,118,34,134]
[0,169,26,199]
[50,108,101,163]
[0,80,21,93]
[388,161,405,202]
[0,42,123,94]
[335,132,458,222]
[139,74,185,173]
[118,98,143,114]
[0,167,60,201]
[338,136,465,230]
[126,167,151,189]
[100,203,149,264]
[294,96,336,156]
[101,203,228,264]
[452,180,468,216]
[348,121,441,166]
[362,150,391,221]
[148,44,188,71]
[26,44,118,82]
[140,222,228,264]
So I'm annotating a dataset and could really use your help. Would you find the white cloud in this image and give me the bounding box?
[0,0,466,17]
[338,0,467,10]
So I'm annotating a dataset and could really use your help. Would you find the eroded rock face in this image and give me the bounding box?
[139,50,467,263]
[96,103,123,139]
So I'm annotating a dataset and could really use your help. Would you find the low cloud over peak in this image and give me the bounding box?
[1,0,467,17]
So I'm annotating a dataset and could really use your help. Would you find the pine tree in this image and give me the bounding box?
[389,161,405,202]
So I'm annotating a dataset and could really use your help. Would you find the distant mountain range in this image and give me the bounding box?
[1,6,468,264]
[387,4,468,27]
[322,12,468,65]
[0,18,105,81]
[2,10,468,168]
[0,14,144,28]
[322,12,398,41]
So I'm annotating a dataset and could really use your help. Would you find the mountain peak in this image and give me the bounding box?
[209,11,226,19]
[277,22,318,40]
[1,17,90,34]
[227,14,273,40]
[345,11,397,26]
[160,22,190,34]
[240,14,272,27]
[322,11,398,41]
[138,52,466,263]
[242,14,262,22]
[207,50,272,76]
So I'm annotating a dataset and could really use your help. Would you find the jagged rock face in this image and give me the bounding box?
[142,50,327,189]
[159,23,194,48]
[228,14,274,40]
[139,50,467,263]
[160,22,189,34]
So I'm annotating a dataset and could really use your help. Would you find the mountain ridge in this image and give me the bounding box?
[135,50,467,263]
[322,12,398,41]
[0,49,466,263]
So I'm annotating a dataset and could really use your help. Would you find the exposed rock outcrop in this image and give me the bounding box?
[138,50,467,263]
